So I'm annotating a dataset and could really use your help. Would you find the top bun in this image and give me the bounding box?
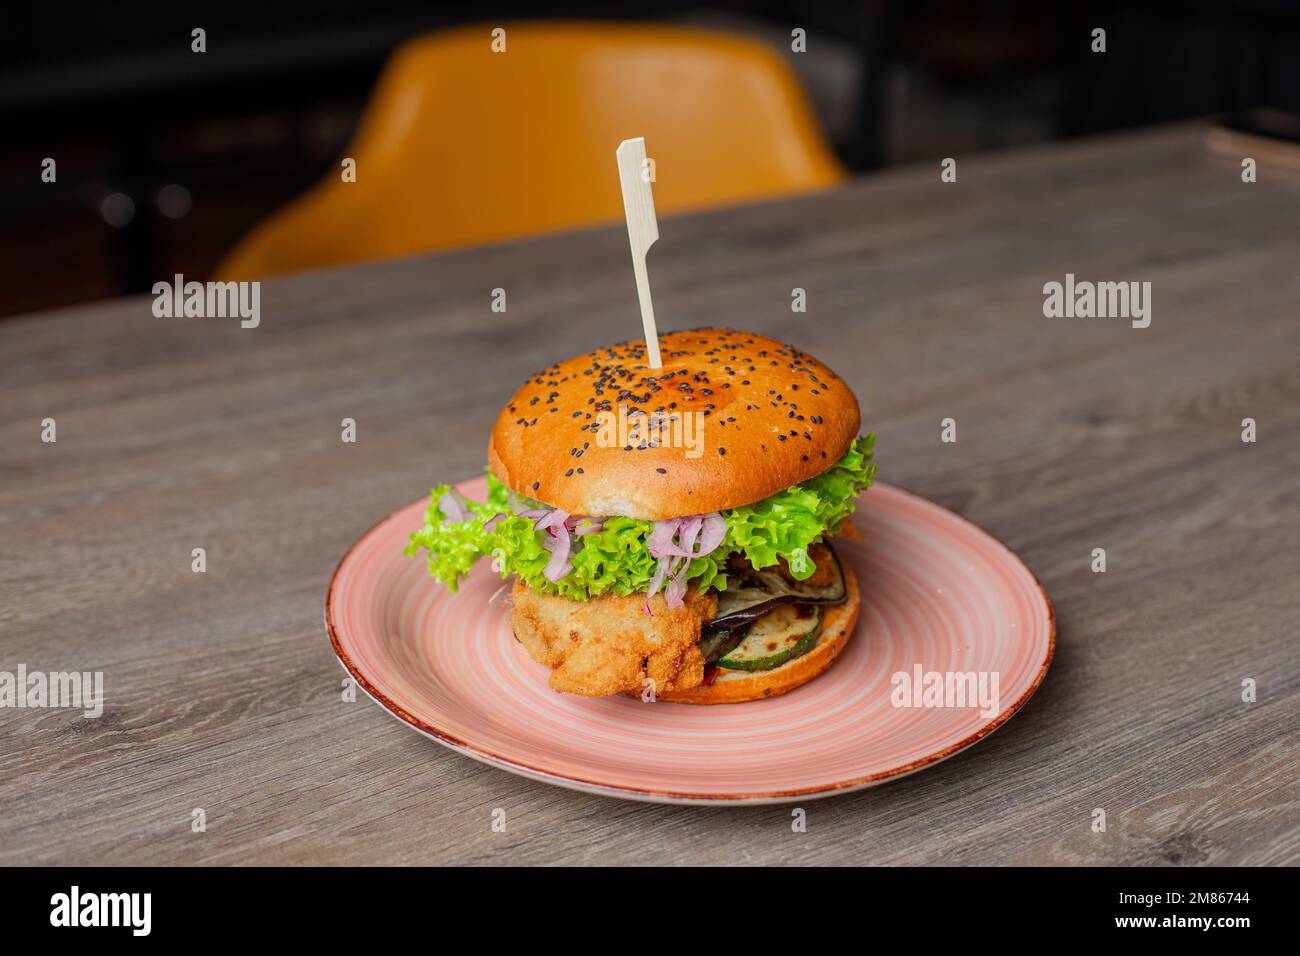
[488,328,860,520]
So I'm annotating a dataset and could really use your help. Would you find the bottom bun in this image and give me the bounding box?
[652,561,860,705]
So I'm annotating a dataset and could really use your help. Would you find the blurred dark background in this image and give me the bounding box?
[3,0,1298,318]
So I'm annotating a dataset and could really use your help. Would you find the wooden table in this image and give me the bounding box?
[3,124,1296,865]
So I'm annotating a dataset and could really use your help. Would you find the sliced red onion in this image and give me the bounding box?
[647,512,726,559]
[485,506,574,535]
[527,509,570,582]
[438,489,472,523]
[646,518,679,556]
[644,554,672,615]
[482,506,603,585]
[533,508,568,533]
[541,532,572,582]
[542,543,571,583]
[678,516,703,555]
[697,514,726,554]
[664,557,689,607]
[642,512,726,614]
[644,555,692,614]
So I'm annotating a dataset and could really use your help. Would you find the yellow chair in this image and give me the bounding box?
[215,21,846,280]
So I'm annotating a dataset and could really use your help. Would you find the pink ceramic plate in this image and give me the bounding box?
[327,477,1054,804]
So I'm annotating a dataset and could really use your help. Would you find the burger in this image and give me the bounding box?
[406,327,875,703]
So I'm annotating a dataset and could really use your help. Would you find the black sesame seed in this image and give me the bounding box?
[718,448,726,456]
[656,467,667,474]
[532,482,539,490]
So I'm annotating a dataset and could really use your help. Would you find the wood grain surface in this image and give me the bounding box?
[1,124,1296,865]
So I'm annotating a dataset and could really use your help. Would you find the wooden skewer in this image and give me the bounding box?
[616,137,662,369]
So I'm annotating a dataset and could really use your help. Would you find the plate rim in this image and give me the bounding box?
[325,481,1057,805]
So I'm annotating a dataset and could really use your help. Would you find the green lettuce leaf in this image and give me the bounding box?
[722,433,876,580]
[406,434,875,598]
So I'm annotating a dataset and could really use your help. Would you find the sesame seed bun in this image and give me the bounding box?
[488,328,860,519]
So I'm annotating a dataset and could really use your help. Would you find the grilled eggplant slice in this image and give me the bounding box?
[697,628,748,665]
[707,542,847,631]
